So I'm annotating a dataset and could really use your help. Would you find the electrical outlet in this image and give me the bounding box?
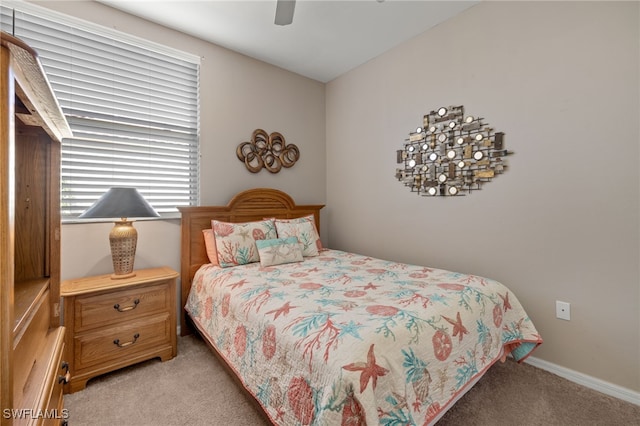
[556,301,571,321]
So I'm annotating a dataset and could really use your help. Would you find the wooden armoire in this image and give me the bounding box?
[1,32,72,425]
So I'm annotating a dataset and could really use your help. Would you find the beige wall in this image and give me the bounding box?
[30,2,326,279]
[326,1,639,392]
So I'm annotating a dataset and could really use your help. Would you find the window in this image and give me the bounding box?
[1,2,200,220]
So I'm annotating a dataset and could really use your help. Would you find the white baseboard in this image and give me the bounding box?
[525,356,640,406]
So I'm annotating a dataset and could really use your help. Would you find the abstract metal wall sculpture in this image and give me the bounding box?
[237,129,300,173]
[396,105,510,196]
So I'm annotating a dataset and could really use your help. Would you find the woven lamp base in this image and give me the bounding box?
[109,220,138,280]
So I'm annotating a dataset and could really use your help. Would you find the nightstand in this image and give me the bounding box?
[61,267,178,393]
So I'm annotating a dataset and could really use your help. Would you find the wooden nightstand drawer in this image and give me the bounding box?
[73,281,171,332]
[73,313,171,371]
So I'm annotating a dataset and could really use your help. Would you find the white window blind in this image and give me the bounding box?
[1,3,200,220]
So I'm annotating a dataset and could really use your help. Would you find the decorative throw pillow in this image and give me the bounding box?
[273,215,322,256]
[256,237,304,267]
[202,229,219,265]
[212,219,277,267]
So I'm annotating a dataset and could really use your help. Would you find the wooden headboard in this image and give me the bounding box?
[178,188,324,335]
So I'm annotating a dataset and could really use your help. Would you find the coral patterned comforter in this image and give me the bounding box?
[185,249,542,425]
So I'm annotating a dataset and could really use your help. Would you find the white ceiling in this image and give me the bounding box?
[98,0,479,83]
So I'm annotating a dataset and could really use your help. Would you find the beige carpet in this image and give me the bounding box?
[65,334,639,425]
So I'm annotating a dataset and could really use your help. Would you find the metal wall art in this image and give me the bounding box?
[395,105,510,196]
[237,129,300,173]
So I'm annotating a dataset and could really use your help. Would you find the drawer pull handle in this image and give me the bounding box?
[58,361,71,384]
[58,371,71,384]
[114,333,140,348]
[114,299,140,312]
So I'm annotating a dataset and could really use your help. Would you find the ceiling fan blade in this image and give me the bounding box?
[274,0,296,26]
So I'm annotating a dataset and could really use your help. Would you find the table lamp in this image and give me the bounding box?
[78,187,160,279]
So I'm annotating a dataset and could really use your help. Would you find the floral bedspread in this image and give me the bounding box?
[186,249,542,425]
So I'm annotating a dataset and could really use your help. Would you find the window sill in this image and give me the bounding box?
[62,214,181,225]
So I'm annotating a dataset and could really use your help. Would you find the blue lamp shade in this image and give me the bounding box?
[78,188,159,279]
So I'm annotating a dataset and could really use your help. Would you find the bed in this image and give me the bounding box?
[178,188,542,425]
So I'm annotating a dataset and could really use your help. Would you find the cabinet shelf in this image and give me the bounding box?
[13,278,50,338]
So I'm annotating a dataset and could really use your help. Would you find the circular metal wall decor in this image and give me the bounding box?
[237,129,300,173]
[395,105,511,196]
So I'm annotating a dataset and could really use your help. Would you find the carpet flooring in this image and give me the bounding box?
[65,334,639,425]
